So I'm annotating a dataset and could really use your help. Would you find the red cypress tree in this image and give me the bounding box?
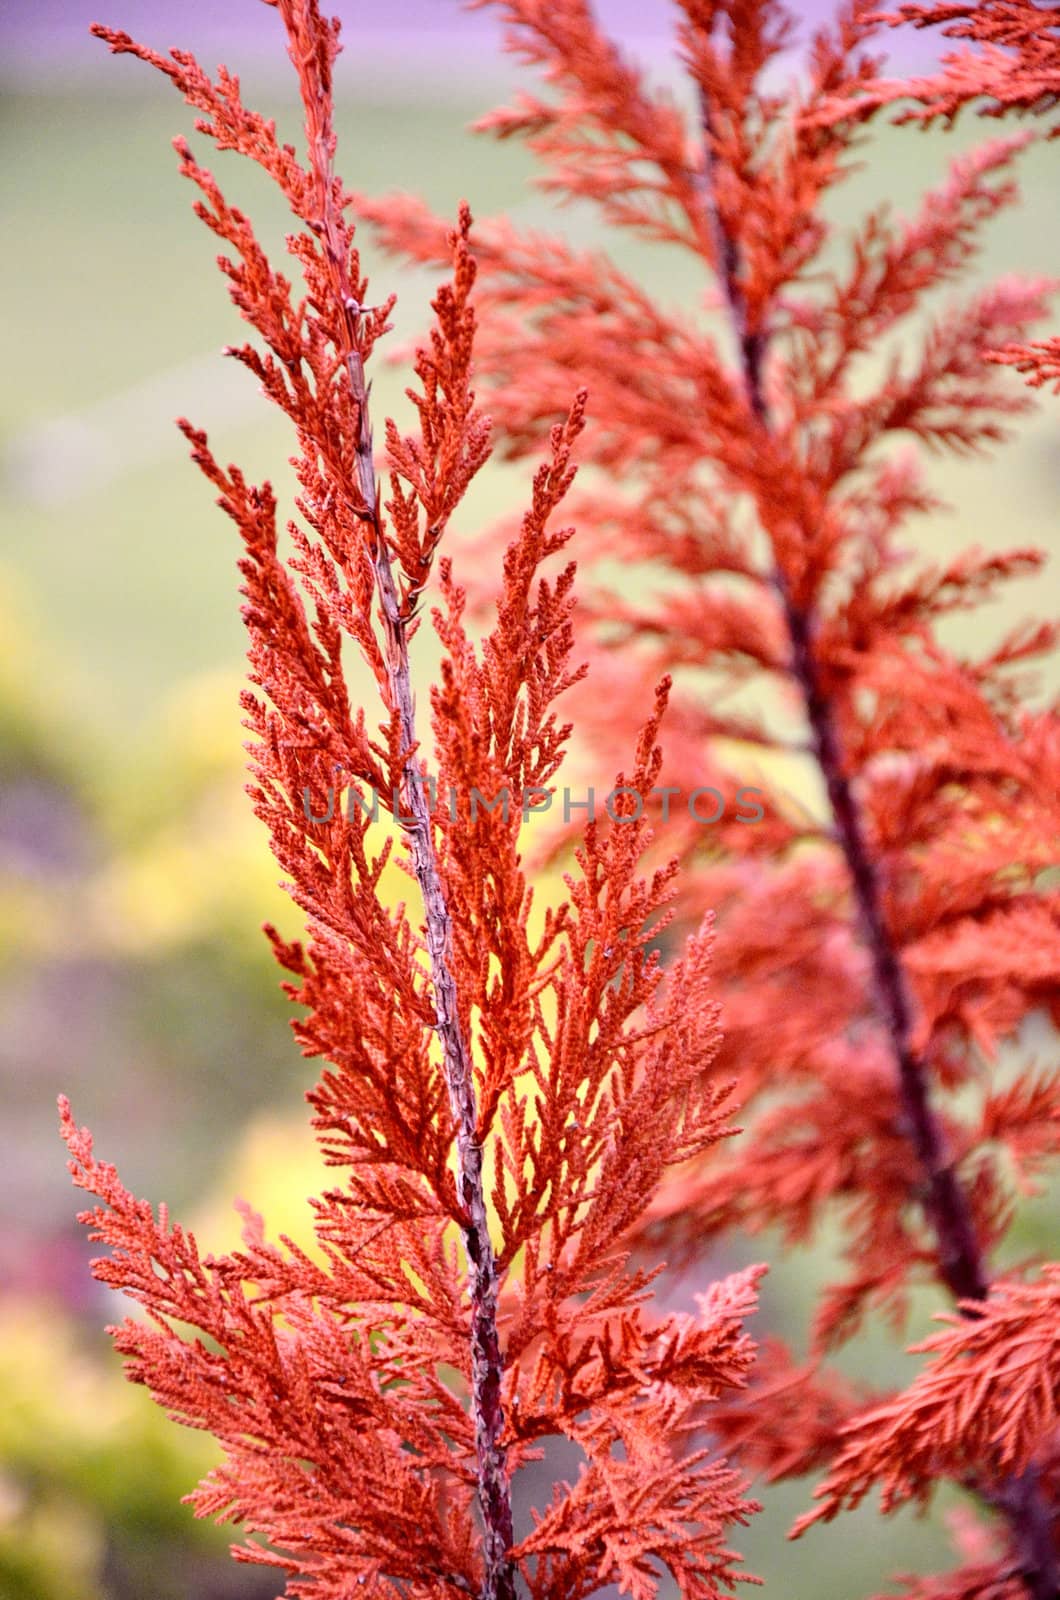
[62,4,765,1598]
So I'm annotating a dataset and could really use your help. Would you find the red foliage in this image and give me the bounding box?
[794,1267,1060,1526]
[62,4,765,1599]
[64,2,1060,1598]
[811,0,1060,391]
[828,2,1060,140]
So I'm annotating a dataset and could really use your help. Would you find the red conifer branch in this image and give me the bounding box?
[65,5,765,1597]
[808,0,1060,392]
[792,1267,1060,1529]
[692,57,1057,1591]
[293,10,515,1585]
[695,69,994,1304]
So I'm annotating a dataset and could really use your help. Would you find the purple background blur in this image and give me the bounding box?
[2,0,941,88]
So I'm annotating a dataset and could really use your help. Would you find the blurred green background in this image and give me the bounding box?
[1,9,1058,1598]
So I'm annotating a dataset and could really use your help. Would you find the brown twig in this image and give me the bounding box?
[296,20,515,1599]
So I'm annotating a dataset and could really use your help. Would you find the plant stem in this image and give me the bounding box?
[300,53,515,1600]
[369,493,517,1600]
[780,585,991,1307]
[696,86,1057,1600]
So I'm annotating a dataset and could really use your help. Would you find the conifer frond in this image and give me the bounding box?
[64,5,764,1598]
[810,0,1060,389]
[792,1266,1060,1527]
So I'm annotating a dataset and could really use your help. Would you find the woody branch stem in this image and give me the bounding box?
[304,64,515,1600]
[370,519,517,1600]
